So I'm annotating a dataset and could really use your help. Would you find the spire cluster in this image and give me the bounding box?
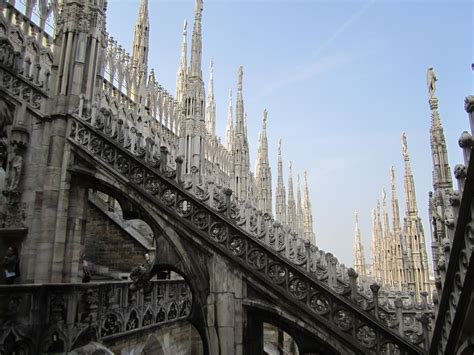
[129,0,317,246]
[356,132,431,300]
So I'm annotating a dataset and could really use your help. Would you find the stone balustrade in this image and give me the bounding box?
[0,280,192,353]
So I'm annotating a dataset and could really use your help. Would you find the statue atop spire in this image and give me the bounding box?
[427,66,437,99]
[426,66,453,289]
[401,132,409,160]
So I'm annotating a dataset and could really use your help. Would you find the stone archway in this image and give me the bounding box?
[83,189,155,281]
[141,335,164,355]
[263,323,300,355]
[68,165,212,354]
[244,299,353,355]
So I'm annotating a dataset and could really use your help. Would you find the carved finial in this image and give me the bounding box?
[354,211,359,223]
[263,109,267,130]
[183,18,188,32]
[382,188,387,203]
[427,66,437,99]
[278,139,282,156]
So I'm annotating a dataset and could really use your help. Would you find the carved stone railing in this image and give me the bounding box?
[68,113,428,354]
[99,34,181,147]
[1,2,55,95]
[0,280,192,354]
[2,0,60,37]
[430,96,474,354]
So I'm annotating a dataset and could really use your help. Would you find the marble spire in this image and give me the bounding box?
[205,59,216,136]
[303,171,315,244]
[190,0,203,78]
[178,0,206,175]
[176,19,187,103]
[427,67,453,277]
[225,89,233,151]
[402,133,418,216]
[231,66,250,200]
[390,166,402,235]
[401,132,430,300]
[353,211,366,277]
[296,175,304,237]
[287,162,297,232]
[275,139,287,224]
[370,208,381,281]
[390,166,408,291]
[132,0,149,71]
[255,109,272,215]
[381,189,393,285]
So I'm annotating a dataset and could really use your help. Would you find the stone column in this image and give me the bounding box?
[31,117,69,283]
[206,254,245,355]
[61,180,89,282]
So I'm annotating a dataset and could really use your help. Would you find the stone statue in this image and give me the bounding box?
[390,166,396,186]
[401,132,408,156]
[237,66,243,91]
[427,67,437,99]
[7,149,22,191]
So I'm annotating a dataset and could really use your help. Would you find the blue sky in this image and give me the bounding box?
[106,0,473,268]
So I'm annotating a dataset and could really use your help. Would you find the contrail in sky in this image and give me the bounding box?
[312,0,376,58]
[258,0,376,98]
